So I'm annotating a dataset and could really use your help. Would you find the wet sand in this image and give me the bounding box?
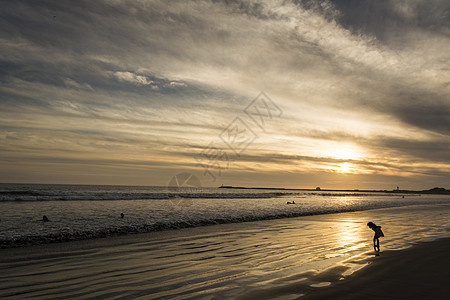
[301,237,450,300]
[239,238,450,300]
[1,204,449,299]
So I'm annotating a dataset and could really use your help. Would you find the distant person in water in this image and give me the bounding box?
[42,215,49,222]
[367,221,384,252]
[121,213,124,218]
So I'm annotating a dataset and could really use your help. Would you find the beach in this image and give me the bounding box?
[1,203,450,299]
[300,238,450,300]
[2,1,450,299]
[239,238,450,300]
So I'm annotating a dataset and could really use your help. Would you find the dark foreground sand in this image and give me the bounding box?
[302,238,450,300]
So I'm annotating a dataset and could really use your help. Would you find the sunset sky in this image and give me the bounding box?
[1,0,449,189]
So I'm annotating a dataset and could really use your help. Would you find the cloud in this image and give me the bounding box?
[112,71,154,86]
[330,0,450,40]
[63,77,94,90]
[0,0,449,188]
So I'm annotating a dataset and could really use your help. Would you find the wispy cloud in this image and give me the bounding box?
[0,0,449,188]
[112,71,155,86]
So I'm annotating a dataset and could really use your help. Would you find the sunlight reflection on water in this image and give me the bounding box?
[1,204,450,299]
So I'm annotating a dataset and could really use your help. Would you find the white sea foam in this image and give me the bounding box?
[0,184,449,248]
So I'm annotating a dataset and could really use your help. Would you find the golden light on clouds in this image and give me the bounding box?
[336,162,352,174]
[331,148,360,160]
[0,1,449,189]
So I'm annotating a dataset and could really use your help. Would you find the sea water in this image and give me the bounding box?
[1,184,450,299]
[1,204,450,299]
[1,183,450,248]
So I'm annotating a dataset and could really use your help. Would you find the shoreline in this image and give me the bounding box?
[2,203,449,249]
[301,237,450,299]
[237,237,450,299]
[219,185,450,195]
[0,206,374,249]
[1,204,449,298]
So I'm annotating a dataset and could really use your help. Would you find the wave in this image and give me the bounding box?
[0,190,410,202]
[0,207,362,248]
[0,190,290,201]
[2,199,449,248]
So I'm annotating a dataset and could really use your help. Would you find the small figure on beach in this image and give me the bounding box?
[286,201,295,204]
[42,215,49,222]
[120,213,124,218]
[367,221,384,253]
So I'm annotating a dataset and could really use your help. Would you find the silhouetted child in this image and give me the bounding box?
[367,221,384,252]
[42,215,49,222]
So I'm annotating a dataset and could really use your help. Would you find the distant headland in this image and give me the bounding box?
[218,185,450,195]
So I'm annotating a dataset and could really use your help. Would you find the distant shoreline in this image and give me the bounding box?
[219,185,450,195]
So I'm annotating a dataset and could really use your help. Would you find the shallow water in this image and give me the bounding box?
[1,204,449,299]
[1,184,450,248]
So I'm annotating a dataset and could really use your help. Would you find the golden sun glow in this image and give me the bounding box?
[322,145,364,174]
[336,162,352,173]
[331,148,358,160]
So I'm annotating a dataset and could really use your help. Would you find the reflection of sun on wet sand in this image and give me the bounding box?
[299,238,450,300]
[239,238,450,300]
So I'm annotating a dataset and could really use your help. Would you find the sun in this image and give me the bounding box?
[337,162,351,173]
[320,144,364,174]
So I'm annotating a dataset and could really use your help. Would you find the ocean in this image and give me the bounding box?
[1,183,450,249]
[2,183,450,298]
